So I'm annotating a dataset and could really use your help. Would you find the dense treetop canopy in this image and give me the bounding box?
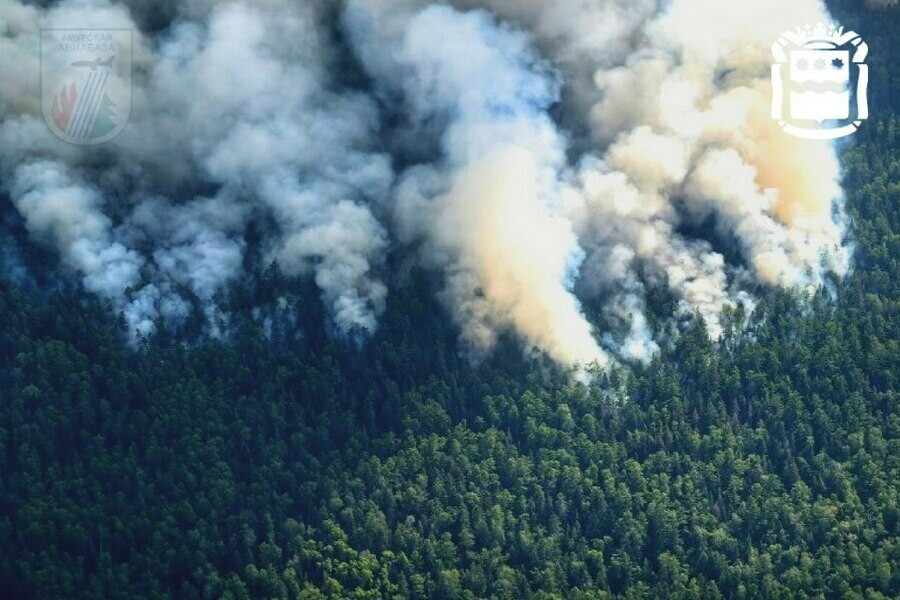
[1,1,898,598]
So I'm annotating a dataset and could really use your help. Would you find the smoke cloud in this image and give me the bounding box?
[2,0,392,339]
[0,0,852,367]
[344,2,607,366]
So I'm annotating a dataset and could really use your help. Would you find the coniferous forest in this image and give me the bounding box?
[1,1,899,599]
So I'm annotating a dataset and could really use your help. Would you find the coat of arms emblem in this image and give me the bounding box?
[771,23,868,140]
[41,29,132,145]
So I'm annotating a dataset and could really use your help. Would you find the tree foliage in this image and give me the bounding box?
[1,3,898,599]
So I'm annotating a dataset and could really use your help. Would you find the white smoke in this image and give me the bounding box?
[1,0,392,339]
[135,1,393,336]
[574,0,850,341]
[442,0,851,351]
[0,0,853,367]
[10,160,143,299]
[345,2,607,367]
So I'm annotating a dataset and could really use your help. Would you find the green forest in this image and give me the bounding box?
[2,2,899,599]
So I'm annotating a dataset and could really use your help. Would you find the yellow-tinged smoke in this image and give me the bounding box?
[1,0,853,367]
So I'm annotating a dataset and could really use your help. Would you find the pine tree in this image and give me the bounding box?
[90,93,117,138]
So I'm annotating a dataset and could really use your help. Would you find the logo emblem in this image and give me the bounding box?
[41,29,132,145]
[771,23,868,140]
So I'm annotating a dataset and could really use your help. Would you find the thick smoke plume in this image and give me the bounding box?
[1,0,851,368]
[345,2,607,366]
[2,0,391,338]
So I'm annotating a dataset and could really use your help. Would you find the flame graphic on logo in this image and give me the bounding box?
[51,82,78,132]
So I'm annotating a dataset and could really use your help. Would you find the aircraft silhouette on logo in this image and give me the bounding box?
[70,56,115,71]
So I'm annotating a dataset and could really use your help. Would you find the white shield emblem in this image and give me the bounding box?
[41,29,132,145]
[771,24,868,140]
